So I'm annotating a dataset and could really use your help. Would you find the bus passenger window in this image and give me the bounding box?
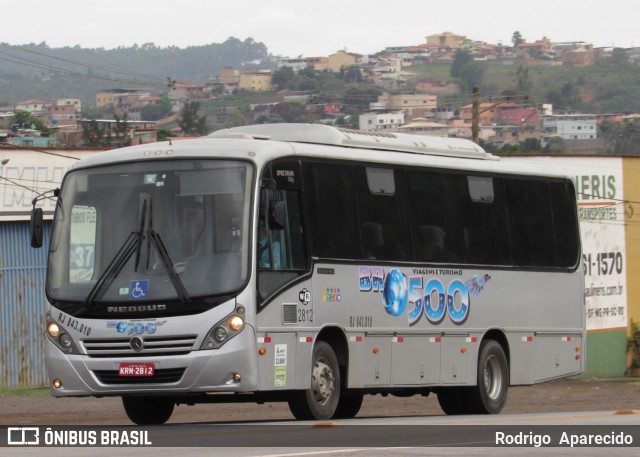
[361,222,384,260]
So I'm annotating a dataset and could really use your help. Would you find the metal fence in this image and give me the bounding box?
[0,221,51,389]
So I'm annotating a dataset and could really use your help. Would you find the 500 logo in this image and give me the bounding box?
[359,267,490,325]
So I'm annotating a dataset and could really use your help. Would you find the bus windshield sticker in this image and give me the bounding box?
[129,280,149,300]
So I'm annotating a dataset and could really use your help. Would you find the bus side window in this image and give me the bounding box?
[257,186,308,303]
[458,175,510,265]
[407,170,461,263]
[355,167,412,261]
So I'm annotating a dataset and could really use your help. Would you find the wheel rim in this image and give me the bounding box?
[311,357,335,406]
[483,354,503,400]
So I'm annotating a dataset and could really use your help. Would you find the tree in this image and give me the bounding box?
[82,114,131,147]
[178,101,208,136]
[512,31,525,46]
[140,95,172,121]
[516,65,532,94]
[450,49,473,79]
[112,113,131,148]
[449,49,485,93]
[272,66,296,91]
[342,86,383,112]
[156,128,174,142]
[14,110,52,135]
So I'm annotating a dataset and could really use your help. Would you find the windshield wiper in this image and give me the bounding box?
[85,198,148,307]
[84,231,141,307]
[146,198,190,304]
[84,195,190,306]
[147,229,190,304]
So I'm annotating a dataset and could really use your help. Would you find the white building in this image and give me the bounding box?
[543,115,597,140]
[359,111,405,132]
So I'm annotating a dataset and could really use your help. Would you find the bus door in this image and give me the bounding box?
[256,159,312,390]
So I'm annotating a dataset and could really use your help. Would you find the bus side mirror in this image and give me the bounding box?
[30,208,43,248]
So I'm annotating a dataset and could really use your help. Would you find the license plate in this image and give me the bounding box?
[118,362,155,377]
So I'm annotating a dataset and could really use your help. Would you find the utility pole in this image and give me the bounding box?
[471,87,527,145]
[472,86,480,144]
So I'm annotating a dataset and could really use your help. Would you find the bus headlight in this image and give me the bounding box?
[59,333,73,348]
[200,306,245,350]
[47,322,61,338]
[228,315,244,331]
[214,327,228,342]
[45,314,79,354]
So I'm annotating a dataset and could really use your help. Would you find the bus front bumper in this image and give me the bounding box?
[46,327,259,397]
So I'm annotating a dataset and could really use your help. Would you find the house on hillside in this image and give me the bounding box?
[376,92,437,121]
[543,114,598,139]
[359,111,405,132]
[15,99,49,113]
[326,50,365,72]
[460,102,521,126]
[426,32,466,49]
[397,118,448,137]
[276,56,328,72]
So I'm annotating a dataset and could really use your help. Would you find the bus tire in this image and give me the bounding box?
[122,396,174,425]
[333,392,364,419]
[464,339,508,414]
[436,388,467,415]
[288,341,340,420]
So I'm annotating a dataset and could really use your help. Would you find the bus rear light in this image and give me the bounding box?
[373,348,379,354]
[259,347,266,356]
[576,346,582,352]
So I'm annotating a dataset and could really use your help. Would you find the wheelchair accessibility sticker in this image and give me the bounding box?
[130,280,149,299]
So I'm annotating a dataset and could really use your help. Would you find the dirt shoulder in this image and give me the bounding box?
[1,377,639,426]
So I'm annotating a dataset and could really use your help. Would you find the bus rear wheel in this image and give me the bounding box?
[463,339,508,414]
[288,341,340,420]
[122,396,175,425]
[436,388,467,415]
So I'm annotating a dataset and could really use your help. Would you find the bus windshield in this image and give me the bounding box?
[46,159,253,307]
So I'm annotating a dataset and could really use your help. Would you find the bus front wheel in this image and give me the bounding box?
[122,396,175,425]
[288,341,340,420]
[464,339,509,414]
[333,392,364,419]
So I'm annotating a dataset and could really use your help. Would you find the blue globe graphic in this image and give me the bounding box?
[383,268,407,316]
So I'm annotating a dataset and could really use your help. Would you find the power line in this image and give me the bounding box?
[1,43,169,84]
[0,46,167,88]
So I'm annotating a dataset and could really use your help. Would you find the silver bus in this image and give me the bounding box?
[31,123,584,424]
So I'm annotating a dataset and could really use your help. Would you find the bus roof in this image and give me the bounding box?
[209,123,496,161]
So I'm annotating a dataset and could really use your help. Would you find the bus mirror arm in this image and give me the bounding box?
[29,187,59,248]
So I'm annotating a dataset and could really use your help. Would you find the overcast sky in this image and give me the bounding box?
[3,0,638,57]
